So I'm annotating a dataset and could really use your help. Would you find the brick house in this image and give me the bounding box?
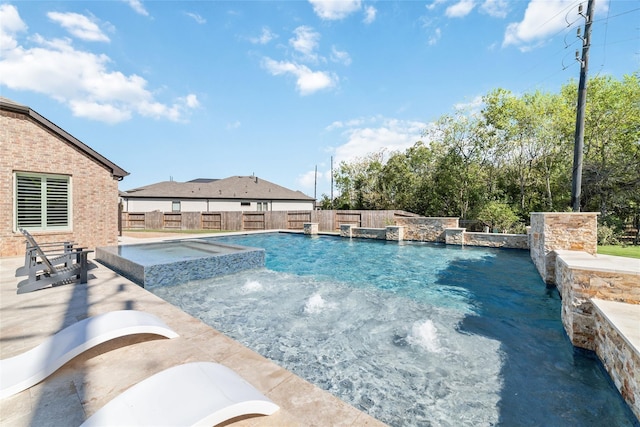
[0,97,128,257]
[121,176,315,213]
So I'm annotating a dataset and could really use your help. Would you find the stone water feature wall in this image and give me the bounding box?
[333,219,529,249]
[451,231,529,249]
[530,212,598,284]
[394,217,459,242]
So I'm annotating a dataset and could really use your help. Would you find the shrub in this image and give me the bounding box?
[477,201,519,233]
[597,224,620,246]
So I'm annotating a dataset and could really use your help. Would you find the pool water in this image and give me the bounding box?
[150,233,637,426]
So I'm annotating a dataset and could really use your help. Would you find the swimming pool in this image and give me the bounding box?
[149,233,637,426]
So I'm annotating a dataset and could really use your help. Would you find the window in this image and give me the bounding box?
[172,201,181,212]
[257,202,269,211]
[15,173,70,231]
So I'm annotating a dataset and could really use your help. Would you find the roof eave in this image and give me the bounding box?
[1,98,130,180]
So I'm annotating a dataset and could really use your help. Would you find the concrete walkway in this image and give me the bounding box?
[0,253,385,426]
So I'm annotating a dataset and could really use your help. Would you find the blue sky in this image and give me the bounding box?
[1,1,638,198]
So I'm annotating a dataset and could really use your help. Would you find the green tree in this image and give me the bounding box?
[331,71,639,241]
[562,73,640,225]
[333,151,386,209]
[424,111,489,219]
[482,89,573,216]
[379,142,436,214]
[477,201,520,233]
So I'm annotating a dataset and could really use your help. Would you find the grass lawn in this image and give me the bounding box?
[598,245,640,259]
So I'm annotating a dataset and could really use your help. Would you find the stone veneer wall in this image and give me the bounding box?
[530,212,599,284]
[554,251,640,350]
[593,302,640,421]
[340,225,406,241]
[349,227,387,240]
[394,217,459,243]
[303,223,319,235]
[462,232,529,249]
[0,109,121,256]
[385,226,404,241]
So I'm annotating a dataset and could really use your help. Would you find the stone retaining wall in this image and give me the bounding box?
[348,226,387,240]
[530,212,599,284]
[593,301,640,420]
[394,217,458,243]
[554,250,640,350]
[462,232,529,249]
[337,222,529,249]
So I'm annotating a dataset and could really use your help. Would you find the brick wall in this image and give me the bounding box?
[0,110,120,257]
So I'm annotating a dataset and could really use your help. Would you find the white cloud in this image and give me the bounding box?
[123,0,149,16]
[297,116,430,195]
[326,118,366,131]
[261,57,337,95]
[69,99,131,124]
[328,116,428,165]
[503,0,608,50]
[181,94,200,108]
[480,0,508,18]
[446,0,476,18]
[260,26,340,95]
[0,4,27,51]
[184,12,206,24]
[297,169,325,191]
[0,6,197,123]
[426,0,448,11]
[226,120,241,130]
[428,28,442,46]
[309,0,361,20]
[453,95,484,112]
[290,26,320,62]
[363,6,377,24]
[249,27,276,45]
[330,46,351,66]
[47,12,110,42]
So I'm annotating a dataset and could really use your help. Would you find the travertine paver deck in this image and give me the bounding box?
[0,252,386,426]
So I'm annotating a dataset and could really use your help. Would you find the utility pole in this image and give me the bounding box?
[314,165,317,201]
[330,156,334,208]
[570,0,595,212]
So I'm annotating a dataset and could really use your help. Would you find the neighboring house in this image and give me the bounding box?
[120,176,315,213]
[0,97,129,257]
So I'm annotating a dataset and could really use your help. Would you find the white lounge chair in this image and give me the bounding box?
[81,362,280,426]
[0,310,178,399]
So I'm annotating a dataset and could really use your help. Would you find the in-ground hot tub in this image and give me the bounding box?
[96,239,265,288]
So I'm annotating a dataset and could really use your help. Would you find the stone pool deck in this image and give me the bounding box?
[0,246,385,426]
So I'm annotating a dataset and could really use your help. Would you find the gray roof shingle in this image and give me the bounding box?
[122,176,315,201]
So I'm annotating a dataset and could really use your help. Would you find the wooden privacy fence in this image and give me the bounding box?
[121,210,418,233]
